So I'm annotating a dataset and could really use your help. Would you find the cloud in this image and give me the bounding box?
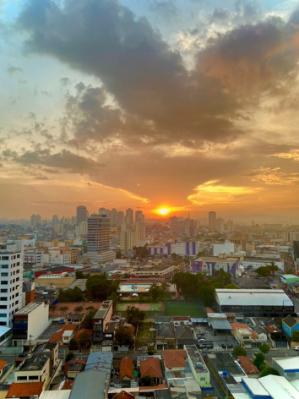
[7,65,23,75]
[274,150,299,162]
[250,167,299,185]
[187,180,258,205]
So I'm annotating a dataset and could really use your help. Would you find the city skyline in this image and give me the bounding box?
[1,1,299,220]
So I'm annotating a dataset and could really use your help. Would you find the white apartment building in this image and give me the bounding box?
[87,213,114,263]
[0,242,24,327]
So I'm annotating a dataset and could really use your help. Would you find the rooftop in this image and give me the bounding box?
[119,357,134,380]
[69,370,108,399]
[185,345,208,373]
[140,357,163,379]
[14,302,43,315]
[6,382,44,398]
[216,289,293,307]
[273,356,299,371]
[237,356,258,375]
[163,350,187,369]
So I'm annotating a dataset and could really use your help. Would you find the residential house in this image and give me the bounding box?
[174,325,195,349]
[231,322,267,347]
[119,357,134,385]
[69,370,110,399]
[139,358,163,386]
[237,356,259,376]
[155,323,176,350]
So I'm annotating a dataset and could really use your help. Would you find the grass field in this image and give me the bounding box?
[164,300,205,317]
[116,302,164,313]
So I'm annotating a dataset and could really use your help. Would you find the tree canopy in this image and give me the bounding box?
[86,273,118,300]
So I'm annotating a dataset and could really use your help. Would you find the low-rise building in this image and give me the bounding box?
[12,302,50,344]
[185,345,211,388]
[6,382,44,399]
[231,322,267,347]
[92,300,113,342]
[155,323,176,350]
[216,289,294,316]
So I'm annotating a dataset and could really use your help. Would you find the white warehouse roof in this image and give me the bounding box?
[259,375,299,399]
[216,289,293,307]
[274,357,299,371]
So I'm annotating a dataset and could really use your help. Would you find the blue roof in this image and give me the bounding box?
[85,351,113,372]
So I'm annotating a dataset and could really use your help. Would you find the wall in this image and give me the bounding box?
[28,303,50,340]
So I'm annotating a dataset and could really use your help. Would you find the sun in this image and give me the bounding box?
[154,206,172,217]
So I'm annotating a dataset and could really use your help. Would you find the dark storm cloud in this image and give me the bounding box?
[18,0,239,145]
[2,148,104,174]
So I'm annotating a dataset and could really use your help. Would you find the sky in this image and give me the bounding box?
[1,0,299,221]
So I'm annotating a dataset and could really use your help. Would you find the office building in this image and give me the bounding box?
[135,210,145,246]
[76,205,88,224]
[208,211,216,231]
[87,214,114,263]
[0,242,24,327]
[215,289,294,316]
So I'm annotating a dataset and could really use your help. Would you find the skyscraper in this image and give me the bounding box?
[0,242,24,327]
[76,205,88,224]
[87,213,114,263]
[135,210,145,245]
[208,211,216,232]
[125,208,134,226]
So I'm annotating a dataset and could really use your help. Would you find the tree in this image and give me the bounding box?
[259,366,279,377]
[58,287,84,302]
[259,343,270,354]
[233,345,247,358]
[86,274,118,300]
[75,270,85,279]
[126,306,145,328]
[292,331,299,342]
[115,326,134,347]
[77,331,91,350]
[256,265,278,277]
[148,284,166,302]
[253,352,265,370]
[81,309,96,329]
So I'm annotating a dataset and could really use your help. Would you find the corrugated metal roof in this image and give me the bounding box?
[259,375,299,399]
[273,356,299,371]
[210,319,232,330]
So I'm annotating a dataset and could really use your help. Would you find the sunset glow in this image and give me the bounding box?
[154,207,172,217]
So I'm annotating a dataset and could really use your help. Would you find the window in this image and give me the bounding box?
[0,297,6,301]
[0,289,7,293]
[29,376,39,380]
[0,314,6,318]
[0,322,6,326]
[1,265,8,269]
[1,273,8,277]
[0,256,9,260]
[0,281,8,285]
[17,376,27,381]
[0,306,7,309]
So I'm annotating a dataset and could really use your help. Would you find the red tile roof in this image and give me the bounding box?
[113,391,134,399]
[140,358,163,379]
[0,359,7,371]
[119,357,134,380]
[238,356,259,375]
[163,350,186,369]
[6,382,44,398]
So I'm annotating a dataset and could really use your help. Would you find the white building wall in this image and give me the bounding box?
[27,303,49,340]
[213,241,235,256]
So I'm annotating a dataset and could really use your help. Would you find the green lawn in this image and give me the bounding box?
[136,322,155,348]
[164,300,205,317]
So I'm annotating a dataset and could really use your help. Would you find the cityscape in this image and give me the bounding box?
[2,1,299,399]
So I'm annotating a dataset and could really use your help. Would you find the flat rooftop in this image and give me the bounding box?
[15,302,43,315]
[216,289,293,307]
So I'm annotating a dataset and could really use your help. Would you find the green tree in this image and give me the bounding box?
[253,352,265,370]
[259,343,270,354]
[292,331,299,341]
[115,326,134,347]
[233,345,247,358]
[86,274,118,300]
[81,309,96,329]
[58,287,84,302]
[259,366,279,377]
[148,284,166,302]
[75,270,85,279]
[126,306,145,328]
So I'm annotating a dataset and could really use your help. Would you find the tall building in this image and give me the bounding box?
[87,213,114,263]
[120,224,136,254]
[135,211,145,246]
[76,205,88,224]
[125,208,134,226]
[208,211,217,232]
[0,242,24,327]
[30,214,41,228]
